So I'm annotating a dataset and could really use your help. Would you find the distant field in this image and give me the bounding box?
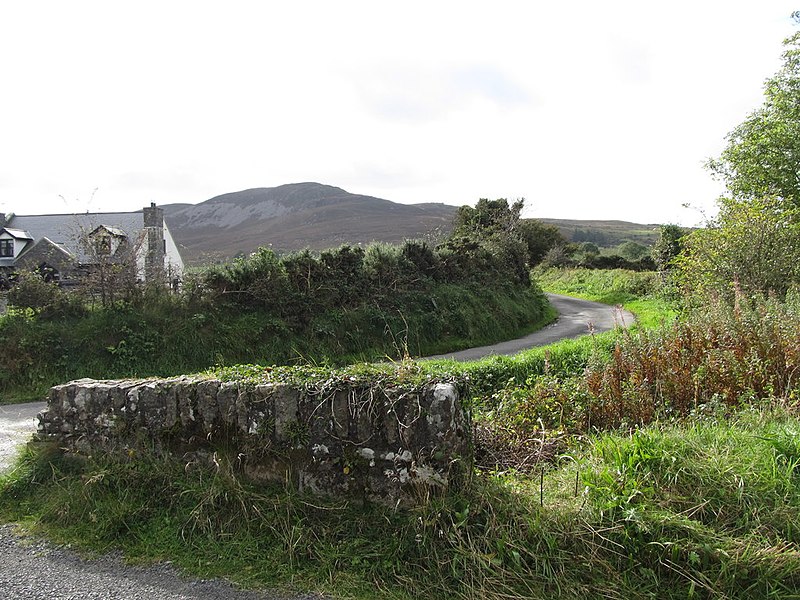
[537,217,661,247]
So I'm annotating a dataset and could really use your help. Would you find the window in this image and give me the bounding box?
[95,236,111,256]
[0,239,13,258]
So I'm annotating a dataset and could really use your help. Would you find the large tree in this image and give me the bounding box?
[677,196,800,299]
[707,32,800,205]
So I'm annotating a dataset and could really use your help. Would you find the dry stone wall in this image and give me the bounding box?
[37,376,471,506]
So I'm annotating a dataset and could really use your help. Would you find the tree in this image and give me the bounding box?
[447,198,530,285]
[517,219,567,266]
[676,196,800,299]
[652,224,685,271]
[450,198,565,270]
[615,241,650,261]
[451,198,524,238]
[707,32,800,205]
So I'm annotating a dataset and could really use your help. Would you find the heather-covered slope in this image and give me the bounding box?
[162,182,456,264]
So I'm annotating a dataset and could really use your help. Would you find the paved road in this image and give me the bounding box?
[423,293,635,361]
[0,401,41,472]
[0,293,633,599]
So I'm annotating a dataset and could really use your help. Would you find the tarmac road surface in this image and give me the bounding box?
[0,401,41,472]
[423,293,635,361]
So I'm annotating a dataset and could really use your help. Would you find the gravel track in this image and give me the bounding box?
[0,524,327,600]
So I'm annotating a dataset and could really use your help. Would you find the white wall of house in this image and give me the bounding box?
[0,231,30,258]
[164,223,184,279]
[131,225,183,282]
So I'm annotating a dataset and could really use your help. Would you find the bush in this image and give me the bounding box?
[677,196,800,301]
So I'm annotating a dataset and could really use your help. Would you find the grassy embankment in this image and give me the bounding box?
[3,269,800,598]
[0,252,553,402]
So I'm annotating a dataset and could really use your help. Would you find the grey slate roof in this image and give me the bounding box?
[2,228,33,240]
[5,211,145,264]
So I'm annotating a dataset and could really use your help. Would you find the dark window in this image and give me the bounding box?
[95,236,111,255]
[0,239,13,258]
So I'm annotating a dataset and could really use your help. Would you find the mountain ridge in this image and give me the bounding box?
[161,182,457,264]
[161,182,662,265]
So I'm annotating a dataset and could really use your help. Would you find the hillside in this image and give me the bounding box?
[162,183,457,265]
[161,183,664,266]
[537,218,660,247]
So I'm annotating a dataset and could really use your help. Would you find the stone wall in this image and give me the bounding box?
[37,376,471,506]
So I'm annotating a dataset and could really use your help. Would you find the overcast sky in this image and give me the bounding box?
[1,1,797,225]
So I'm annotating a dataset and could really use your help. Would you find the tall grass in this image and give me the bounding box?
[4,406,800,599]
[477,289,800,474]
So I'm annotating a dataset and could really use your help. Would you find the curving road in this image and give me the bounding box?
[0,293,634,599]
[423,293,635,361]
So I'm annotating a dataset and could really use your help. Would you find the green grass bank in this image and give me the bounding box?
[3,405,799,599]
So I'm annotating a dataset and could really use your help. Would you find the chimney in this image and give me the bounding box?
[143,202,164,228]
[142,203,165,282]
[0,213,5,229]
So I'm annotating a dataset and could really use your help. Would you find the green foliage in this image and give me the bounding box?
[652,224,685,271]
[203,247,290,309]
[615,241,650,261]
[691,32,800,304]
[0,229,551,399]
[677,196,800,300]
[5,408,800,599]
[535,267,663,306]
[517,219,567,266]
[708,32,800,205]
[6,270,85,317]
[451,198,524,239]
[449,198,563,276]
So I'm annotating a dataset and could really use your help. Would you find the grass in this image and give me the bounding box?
[3,405,800,599]
[0,281,552,404]
[535,266,679,328]
[3,270,800,597]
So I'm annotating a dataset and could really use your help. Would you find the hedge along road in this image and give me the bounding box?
[0,293,636,468]
[0,292,633,599]
[423,293,635,361]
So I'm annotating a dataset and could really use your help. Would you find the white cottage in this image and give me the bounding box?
[0,203,184,285]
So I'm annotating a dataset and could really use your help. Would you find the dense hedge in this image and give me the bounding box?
[0,235,551,400]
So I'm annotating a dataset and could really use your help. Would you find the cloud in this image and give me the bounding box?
[451,66,534,106]
[357,64,535,121]
[112,170,209,194]
[608,36,652,84]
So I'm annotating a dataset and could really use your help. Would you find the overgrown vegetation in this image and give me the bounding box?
[4,404,800,599]
[7,28,800,598]
[0,199,553,401]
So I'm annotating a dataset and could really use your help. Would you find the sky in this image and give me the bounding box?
[1,1,798,226]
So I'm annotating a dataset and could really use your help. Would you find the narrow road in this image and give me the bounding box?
[0,293,634,599]
[423,293,635,361]
[0,401,41,472]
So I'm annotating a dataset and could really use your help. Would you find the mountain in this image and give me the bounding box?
[161,182,665,266]
[161,183,457,265]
